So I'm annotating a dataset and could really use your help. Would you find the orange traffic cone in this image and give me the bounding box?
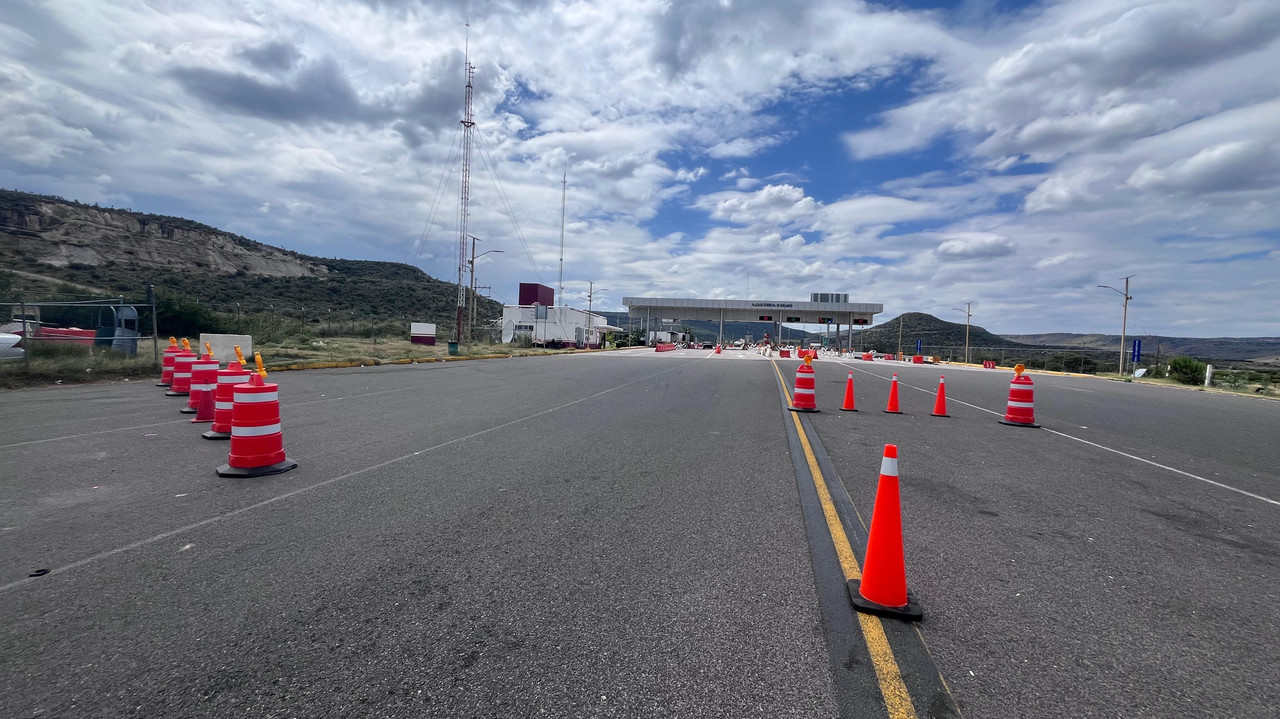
[884,373,902,414]
[848,444,922,621]
[157,337,179,387]
[999,367,1040,428]
[789,357,819,412]
[930,375,949,417]
[216,373,297,477]
[840,370,857,411]
[192,378,217,423]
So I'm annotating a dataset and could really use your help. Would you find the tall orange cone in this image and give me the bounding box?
[884,372,902,414]
[930,375,949,417]
[157,337,179,387]
[999,365,1040,428]
[840,370,857,411]
[216,373,297,477]
[848,444,923,621]
[789,356,819,412]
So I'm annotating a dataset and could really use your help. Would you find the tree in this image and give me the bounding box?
[1168,356,1206,385]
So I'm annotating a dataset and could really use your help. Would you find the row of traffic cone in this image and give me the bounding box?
[793,364,1039,426]
[834,371,951,417]
[156,338,298,477]
[797,367,954,417]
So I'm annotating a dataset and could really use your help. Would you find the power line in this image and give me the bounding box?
[411,124,463,269]
[474,130,543,283]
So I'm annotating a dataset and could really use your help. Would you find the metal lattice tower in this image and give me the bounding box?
[455,57,476,344]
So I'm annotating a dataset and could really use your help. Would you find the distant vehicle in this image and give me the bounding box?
[0,332,24,361]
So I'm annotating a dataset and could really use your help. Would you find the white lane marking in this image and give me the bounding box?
[0,419,193,449]
[1040,428,1279,507]
[0,361,697,594]
[1053,386,1095,393]
[834,360,1278,508]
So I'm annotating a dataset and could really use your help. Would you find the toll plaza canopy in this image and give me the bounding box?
[622,297,883,326]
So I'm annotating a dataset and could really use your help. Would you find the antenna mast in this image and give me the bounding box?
[455,26,476,345]
[558,164,567,304]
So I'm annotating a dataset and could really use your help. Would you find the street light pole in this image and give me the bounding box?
[467,236,503,346]
[1098,275,1134,377]
[952,302,972,364]
[586,281,609,348]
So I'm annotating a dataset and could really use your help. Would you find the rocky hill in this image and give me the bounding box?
[0,189,498,334]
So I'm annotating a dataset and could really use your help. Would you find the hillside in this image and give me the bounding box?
[0,189,499,333]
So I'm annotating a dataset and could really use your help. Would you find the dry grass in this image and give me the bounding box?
[0,338,163,388]
[257,336,573,369]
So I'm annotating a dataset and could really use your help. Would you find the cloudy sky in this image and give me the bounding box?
[3,0,1279,336]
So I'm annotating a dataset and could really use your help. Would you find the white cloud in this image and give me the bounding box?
[935,233,1017,260]
[674,166,706,183]
[1034,252,1086,268]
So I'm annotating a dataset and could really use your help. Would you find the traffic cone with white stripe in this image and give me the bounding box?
[999,367,1040,428]
[157,337,180,387]
[848,444,923,621]
[203,361,254,439]
[789,356,819,412]
[840,370,857,411]
[930,375,949,417]
[884,373,902,414]
[216,373,297,477]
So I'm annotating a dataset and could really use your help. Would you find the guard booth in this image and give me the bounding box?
[95,305,140,356]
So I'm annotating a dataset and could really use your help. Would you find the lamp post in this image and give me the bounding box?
[586,282,608,348]
[467,235,502,346]
[1098,275,1134,377]
[951,302,972,364]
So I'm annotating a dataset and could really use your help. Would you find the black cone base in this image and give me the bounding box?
[883,410,903,414]
[840,408,858,412]
[931,412,950,417]
[216,459,297,478]
[788,406,819,413]
[165,390,187,397]
[201,430,231,440]
[998,419,1040,428]
[179,407,197,414]
[156,382,170,387]
[847,580,923,621]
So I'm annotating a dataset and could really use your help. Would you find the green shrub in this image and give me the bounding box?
[1168,356,1206,385]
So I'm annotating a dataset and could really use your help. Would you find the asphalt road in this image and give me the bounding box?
[2,349,1277,717]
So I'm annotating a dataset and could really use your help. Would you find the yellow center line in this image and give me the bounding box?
[772,360,919,719]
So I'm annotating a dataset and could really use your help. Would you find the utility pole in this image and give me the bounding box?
[952,302,972,363]
[897,314,904,360]
[454,34,476,349]
[586,281,608,348]
[1098,276,1134,377]
[558,165,567,303]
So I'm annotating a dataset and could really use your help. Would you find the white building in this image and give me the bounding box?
[500,305,622,348]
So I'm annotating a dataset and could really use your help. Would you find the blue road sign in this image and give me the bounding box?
[1132,339,1141,363]
[916,339,922,355]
